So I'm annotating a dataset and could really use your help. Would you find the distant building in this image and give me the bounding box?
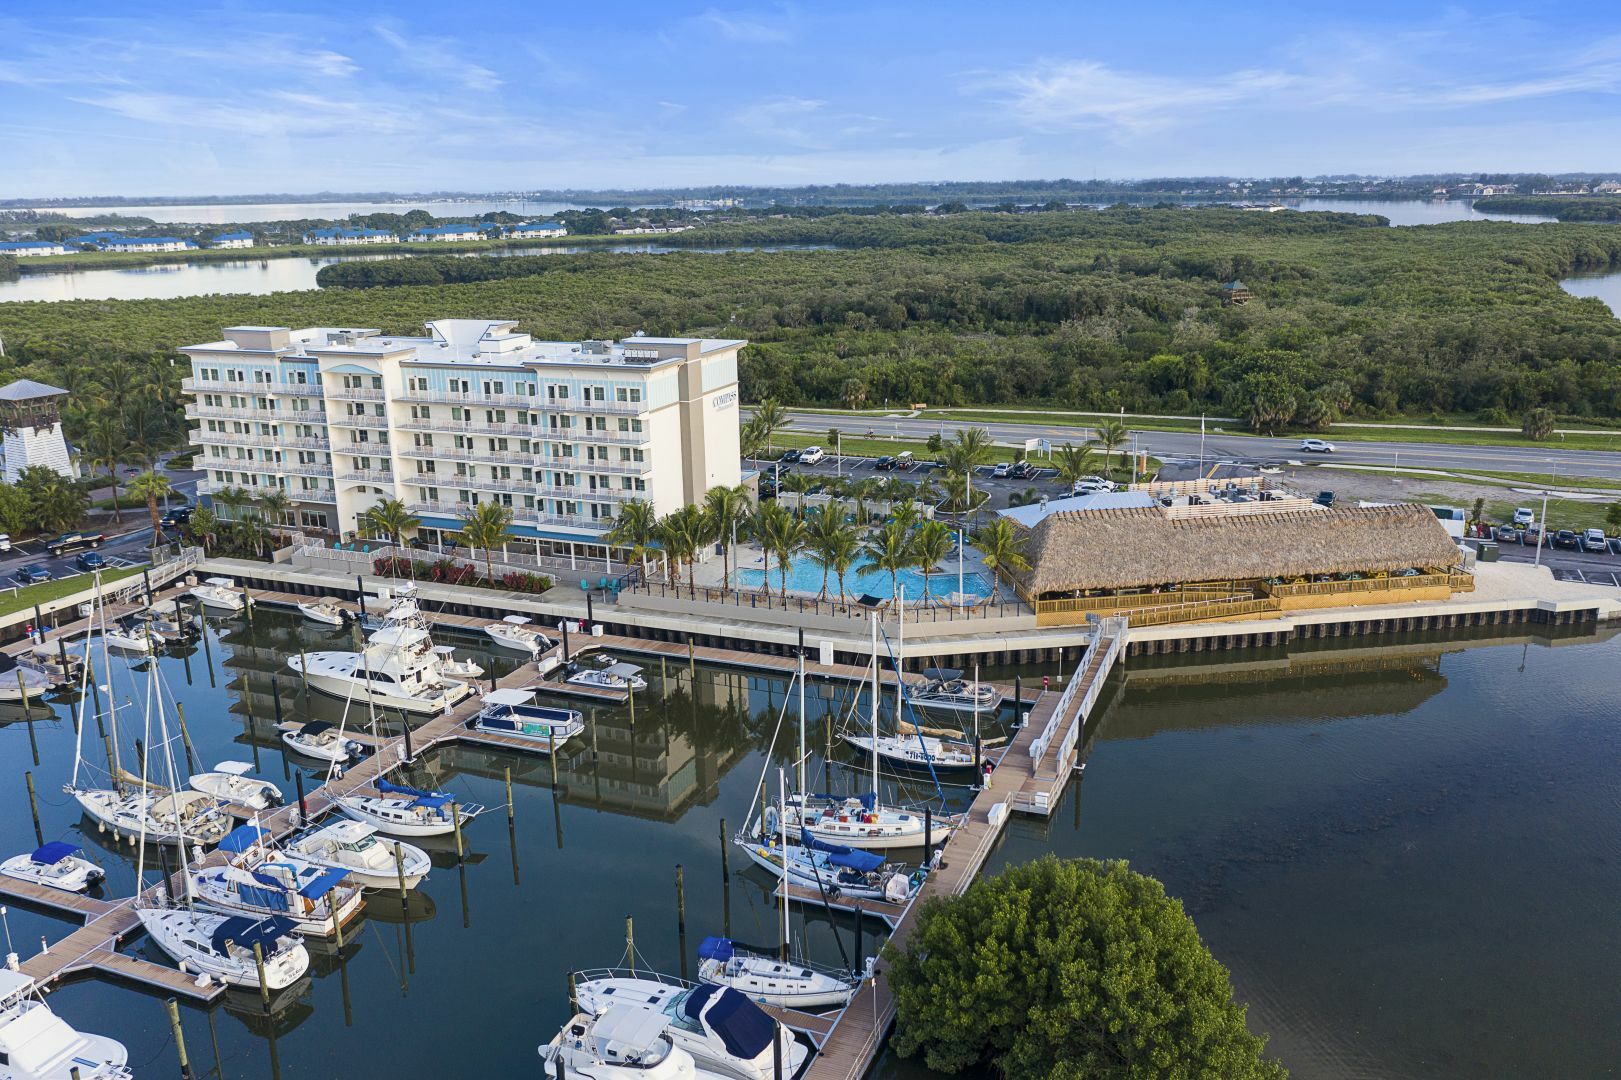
[303,228,396,246]
[1220,280,1253,305]
[612,224,695,235]
[507,221,567,238]
[0,379,76,483]
[211,231,254,249]
[67,231,128,248]
[0,241,66,257]
[105,236,196,253]
[406,224,485,242]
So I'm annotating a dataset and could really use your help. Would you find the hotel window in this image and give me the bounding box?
[290,370,309,384]
[227,369,245,383]
[199,367,220,381]
[416,461,436,475]
[449,378,471,394]
[408,377,428,392]
[481,380,505,396]
[254,370,272,384]
[299,511,328,530]
[412,405,431,419]
[451,407,468,421]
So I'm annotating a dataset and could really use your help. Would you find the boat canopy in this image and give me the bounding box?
[300,721,334,737]
[294,865,350,899]
[218,823,270,854]
[214,761,255,776]
[212,915,296,956]
[684,984,775,1058]
[502,614,532,625]
[378,778,450,808]
[484,687,535,707]
[697,936,735,962]
[29,841,78,865]
[368,625,429,649]
[604,663,642,678]
[594,1006,669,1054]
[922,667,963,681]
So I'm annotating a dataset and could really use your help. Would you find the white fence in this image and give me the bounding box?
[1027,616,1127,774]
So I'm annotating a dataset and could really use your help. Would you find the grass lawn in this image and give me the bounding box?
[0,565,142,619]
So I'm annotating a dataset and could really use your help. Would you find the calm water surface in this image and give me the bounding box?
[33,200,653,224]
[1,614,1616,1078]
[1561,270,1621,317]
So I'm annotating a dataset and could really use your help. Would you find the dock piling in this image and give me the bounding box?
[356,577,367,621]
[165,997,194,1080]
[924,807,932,855]
[452,802,464,862]
[252,942,269,1010]
[625,915,635,976]
[25,771,42,846]
[21,673,38,766]
[174,702,198,774]
[329,889,345,951]
[548,727,557,786]
[675,863,688,981]
[393,842,408,900]
[504,766,514,822]
[719,818,729,882]
[294,771,307,821]
[197,605,214,687]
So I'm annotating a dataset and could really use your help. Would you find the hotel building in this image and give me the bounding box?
[181,320,744,562]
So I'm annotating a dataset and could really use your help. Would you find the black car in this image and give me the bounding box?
[13,565,49,585]
[160,505,193,527]
[1552,529,1580,550]
[873,456,895,471]
[75,551,107,571]
[779,449,802,463]
[1009,461,1033,479]
[1313,490,1336,508]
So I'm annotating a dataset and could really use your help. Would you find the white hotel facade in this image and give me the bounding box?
[181,320,744,561]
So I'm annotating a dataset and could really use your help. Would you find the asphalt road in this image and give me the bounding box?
[769,411,1621,482]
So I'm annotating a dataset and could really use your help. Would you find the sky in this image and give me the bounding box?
[2,1,1619,198]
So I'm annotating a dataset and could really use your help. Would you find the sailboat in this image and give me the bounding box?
[190,824,363,938]
[335,779,486,838]
[0,963,130,1079]
[735,825,923,905]
[839,610,979,772]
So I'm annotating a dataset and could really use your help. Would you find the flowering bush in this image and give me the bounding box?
[371,555,550,593]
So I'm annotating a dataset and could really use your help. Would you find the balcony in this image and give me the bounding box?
[400,390,541,408]
[546,427,651,446]
[452,473,538,497]
[289,488,338,504]
[398,417,535,437]
[395,443,536,465]
[186,403,278,422]
[407,500,475,519]
[565,398,645,415]
[265,461,334,477]
[190,428,331,451]
[336,469,398,485]
[571,457,652,476]
[326,387,386,402]
[184,377,325,397]
[327,412,389,429]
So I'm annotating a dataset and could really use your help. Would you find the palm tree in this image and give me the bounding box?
[186,506,219,554]
[258,488,292,534]
[1007,487,1041,508]
[84,418,134,524]
[210,485,252,524]
[974,517,1030,600]
[830,530,861,606]
[845,477,881,526]
[363,498,421,548]
[606,497,659,577]
[888,496,921,532]
[235,510,271,558]
[32,474,89,534]
[656,504,710,597]
[455,501,515,586]
[753,399,788,457]
[753,500,807,604]
[910,520,953,604]
[863,521,915,604]
[779,472,817,516]
[128,471,174,537]
[1051,442,1099,489]
[940,427,993,514]
[739,415,769,460]
[804,510,858,601]
[1093,418,1129,481]
[702,485,750,593]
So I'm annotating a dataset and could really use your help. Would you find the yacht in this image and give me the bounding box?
[365,585,483,679]
[840,732,978,771]
[287,625,472,715]
[279,721,363,764]
[136,906,309,990]
[283,820,431,890]
[0,842,104,894]
[0,966,130,1080]
[696,937,862,1011]
[574,975,808,1080]
[540,1008,716,1080]
[908,669,1003,715]
[187,577,245,612]
[735,828,924,905]
[335,779,486,838]
[296,599,348,626]
[71,785,232,846]
[468,688,583,752]
[484,615,552,657]
[188,762,282,811]
[567,662,647,692]
[780,792,955,852]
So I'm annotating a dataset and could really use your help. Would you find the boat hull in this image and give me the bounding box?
[137,907,309,990]
[295,666,470,715]
[698,959,854,1010]
[841,734,979,771]
[335,797,464,837]
[279,732,356,763]
[784,806,954,851]
[0,854,103,893]
[296,604,345,626]
[72,788,230,846]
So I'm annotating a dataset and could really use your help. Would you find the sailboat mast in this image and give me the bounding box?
[869,614,879,798]
[94,588,124,788]
[895,595,904,721]
[796,651,806,797]
[778,767,790,962]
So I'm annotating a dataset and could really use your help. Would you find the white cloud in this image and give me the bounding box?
[732,96,827,147]
[694,6,794,44]
[373,24,501,92]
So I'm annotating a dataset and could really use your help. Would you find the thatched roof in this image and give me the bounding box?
[1009,502,1461,595]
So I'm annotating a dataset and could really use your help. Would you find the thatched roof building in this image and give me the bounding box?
[1008,502,1461,598]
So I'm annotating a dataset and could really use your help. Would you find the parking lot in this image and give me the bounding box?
[0,525,159,592]
[748,452,1067,507]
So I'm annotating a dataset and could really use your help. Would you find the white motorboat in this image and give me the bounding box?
[132,600,193,639]
[136,905,309,990]
[283,819,431,890]
[468,688,583,752]
[335,779,486,838]
[189,761,282,811]
[781,792,955,852]
[16,643,84,686]
[0,966,130,1080]
[484,615,552,657]
[295,599,348,626]
[540,1007,714,1080]
[191,841,364,939]
[0,842,104,894]
[365,584,483,678]
[0,656,52,703]
[840,732,978,771]
[187,577,245,612]
[430,645,484,680]
[70,785,232,846]
[735,830,924,905]
[567,663,647,692]
[908,669,1003,715]
[100,621,162,653]
[279,721,364,764]
[697,937,862,1011]
[574,975,808,1080]
[288,625,472,715]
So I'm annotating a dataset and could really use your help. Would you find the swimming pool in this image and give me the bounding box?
[735,560,994,601]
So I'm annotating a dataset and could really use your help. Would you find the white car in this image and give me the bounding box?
[1300,438,1336,453]
[1071,475,1117,495]
[991,462,1013,478]
[1512,507,1535,527]
[799,446,826,465]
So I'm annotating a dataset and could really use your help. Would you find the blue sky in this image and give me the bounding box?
[2,2,1617,197]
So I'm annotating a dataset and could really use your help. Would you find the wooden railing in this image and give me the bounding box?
[1123,595,1282,627]
[628,578,1026,623]
[1028,617,1126,773]
[1449,572,1476,592]
[1261,571,1452,598]
[1035,587,1236,618]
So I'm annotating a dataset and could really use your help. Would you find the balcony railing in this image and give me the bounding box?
[327,413,389,429]
[266,461,335,477]
[399,390,541,408]
[336,469,397,485]
[186,403,278,421]
[190,428,332,451]
[395,444,536,465]
[571,457,652,476]
[398,418,535,437]
[326,387,386,401]
[184,377,325,397]
[549,428,651,446]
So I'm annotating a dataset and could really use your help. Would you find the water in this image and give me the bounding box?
[735,562,993,602]
[1561,270,1621,316]
[26,199,657,225]
[1,612,1615,1078]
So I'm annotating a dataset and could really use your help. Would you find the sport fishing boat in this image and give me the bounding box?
[780,792,954,851]
[365,584,483,679]
[540,1007,717,1080]
[468,688,583,752]
[483,615,552,657]
[288,625,472,715]
[0,966,130,1080]
[736,826,924,905]
[283,819,432,890]
[0,842,104,894]
[279,721,364,764]
[566,662,647,692]
[907,668,1003,715]
[295,599,348,626]
[136,906,309,990]
[186,577,245,612]
[696,937,863,1012]
[335,779,486,838]
[188,761,282,811]
[191,830,364,939]
[573,975,808,1080]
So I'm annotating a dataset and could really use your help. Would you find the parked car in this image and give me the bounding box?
[873,455,896,471]
[13,565,50,585]
[1494,525,1520,542]
[0,533,10,552]
[1512,507,1536,526]
[1582,528,1608,552]
[1314,490,1336,507]
[1300,438,1336,453]
[991,462,1012,479]
[1071,475,1116,494]
[74,551,107,572]
[45,531,105,555]
[1552,529,1580,550]
[1609,537,1621,556]
[1522,524,1544,547]
[799,446,826,465]
[779,448,802,464]
[1009,460,1033,479]
[160,505,193,527]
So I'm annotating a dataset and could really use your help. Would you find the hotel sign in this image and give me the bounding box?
[712,391,738,410]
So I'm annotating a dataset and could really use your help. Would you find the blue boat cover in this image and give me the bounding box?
[378,778,450,808]
[829,849,884,873]
[236,883,290,912]
[212,915,295,956]
[30,841,77,865]
[218,823,270,854]
[857,791,877,812]
[697,936,734,962]
[296,866,350,899]
[682,984,774,1059]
